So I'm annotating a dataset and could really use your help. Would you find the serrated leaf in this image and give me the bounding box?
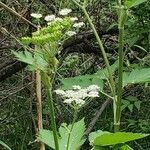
[134,101,141,111]
[123,68,150,87]
[38,130,55,149]
[128,104,134,112]
[59,118,86,150]
[0,140,11,150]
[38,119,85,150]
[125,0,147,9]
[94,132,149,146]
[12,50,34,65]
[89,130,110,145]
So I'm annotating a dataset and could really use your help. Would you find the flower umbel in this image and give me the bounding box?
[66,31,76,36]
[73,22,85,28]
[31,13,42,19]
[45,15,55,22]
[55,85,99,107]
[59,8,72,16]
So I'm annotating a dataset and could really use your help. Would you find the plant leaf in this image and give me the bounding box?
[38,119,86,150]
[61,60,118,90]
[134,101,142,111]
[0,140,11,150]
[120,144,134,150]
[61,74,104,90]
[12,50,34,65]
[123,68,150,87]
[38,130,55,149]
[94,132,149,146]
[125,0,147,9]
[59,118,86,150]
[89,130,109,146]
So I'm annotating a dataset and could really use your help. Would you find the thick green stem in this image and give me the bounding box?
[46,84,59,150]
[114,6,127,132]
[66,110,78,150]
[82,7,116,97]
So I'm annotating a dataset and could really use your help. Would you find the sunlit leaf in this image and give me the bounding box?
[38,119,85,150]
[125,0,147,9]
[123,68,150,87]
[94,132,149,146]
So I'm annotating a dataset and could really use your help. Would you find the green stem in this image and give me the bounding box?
[114,6,127,132]
[82,7,116,97]
[66,110,78,150]
[46,84,59,150]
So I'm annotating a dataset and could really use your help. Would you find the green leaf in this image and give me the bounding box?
[61,60,118,90]
[120,144,133,150]
[38,119,86,150]
[0,140,11,150]
[59,118,86,150]
[125,0,147,9]
[38,130,55,149]
[128,104,134,112]
[61,74,104,90]
[134,101,142,111]
[94,132,149,146]
[12,50,34,65]
[89,130,109,146]
[123,68,150,87]
[95,60,119,79]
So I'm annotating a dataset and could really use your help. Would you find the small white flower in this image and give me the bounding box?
[55,89,66,96]
[70,17,78,22]
[31,13,42,19]
[65,90,75,97]
[59,8,72,16]
[55,17,63,22]
[64,98,74,104]
[44,15,55,22]
[87,85,100,92]
[66,31,76,36]
[75,99,85,105]
[72,85,81,90]
[73,22,85,28]
[88,91,99,97]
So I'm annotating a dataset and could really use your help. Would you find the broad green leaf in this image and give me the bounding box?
[95,60,119,79]
[61,74,104,90]
[38,130,55,149]
[89,130,109,145]
[92,146,109,150]
[59,118,85,150]
[125,0,147,9]
[12,50,34,65]
[128,104,134,112]
[134,101,141,111]
[38,119,85,150]
[61,60,118,90]
[0,140,11,150]
[123,68,150,87]
[94,132,149,146]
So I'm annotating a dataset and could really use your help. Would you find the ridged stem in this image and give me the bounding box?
[114,5,127,132]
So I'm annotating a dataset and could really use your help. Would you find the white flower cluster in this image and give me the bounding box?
[59,8,72,16]
[31,13,42,19]
[30,8,85,37]
[55,85,100,106]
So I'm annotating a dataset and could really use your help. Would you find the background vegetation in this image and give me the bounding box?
[0,0,150,149]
